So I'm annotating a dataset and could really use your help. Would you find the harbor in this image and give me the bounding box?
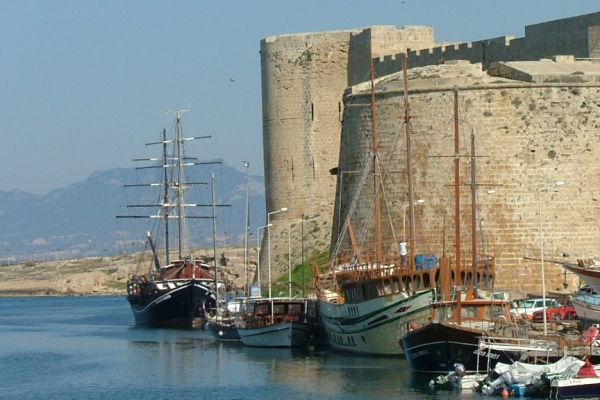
[0,296,439,400]
[4,3,600,400]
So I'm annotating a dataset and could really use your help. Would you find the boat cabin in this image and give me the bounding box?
[237,299,318,328]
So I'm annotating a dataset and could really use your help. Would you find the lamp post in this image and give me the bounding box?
[267,207,288,300]
[288,224,292,298]
[242,161,250,297]
[539,180,565,336]
[403,199,425,239]
[256,224,271,298]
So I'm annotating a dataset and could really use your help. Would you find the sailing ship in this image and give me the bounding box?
[400,88,523,373]
[400,297,522,373]
[315,54,439,356]
[120,110,220,328]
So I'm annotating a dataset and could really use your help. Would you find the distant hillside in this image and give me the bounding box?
[0,163,265,262]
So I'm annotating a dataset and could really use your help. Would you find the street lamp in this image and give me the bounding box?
[267,207,288,299]
[242,161,250,297]
[256,224,271,298]
[288,223,293,298]
[403,199,425,239]
[539,180,565,336]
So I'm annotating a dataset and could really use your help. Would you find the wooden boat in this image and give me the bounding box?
[550,258,600,328]
[558,259,600,287]
[401,296,527,373]
[208,297,247,342]
[316,53,439,356]
[235,298,318,348]
[400,87,508,371]
[126,256,216,327]
[120,110,220,328]
[572,286,600,328]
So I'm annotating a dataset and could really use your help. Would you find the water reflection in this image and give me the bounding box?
[0,296,473,400]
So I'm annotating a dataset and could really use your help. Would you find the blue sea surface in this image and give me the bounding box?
[0,296,472,399]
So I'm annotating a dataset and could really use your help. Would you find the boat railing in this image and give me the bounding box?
[575,291,600,306]
[476,335,559,373]
[331,252,494,275]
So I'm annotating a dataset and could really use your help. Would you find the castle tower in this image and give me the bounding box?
[259,26,435,288]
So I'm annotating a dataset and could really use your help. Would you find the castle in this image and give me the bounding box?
[259,12,600,295]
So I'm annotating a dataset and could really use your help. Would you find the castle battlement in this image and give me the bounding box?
[259,12,600,294]
[373,12,600,78]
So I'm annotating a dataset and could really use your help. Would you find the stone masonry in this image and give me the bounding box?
[260,12,600,294]
[259,26,434,286]
[333,59,600,296]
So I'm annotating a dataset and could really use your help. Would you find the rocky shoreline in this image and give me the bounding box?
[0,247,252,297]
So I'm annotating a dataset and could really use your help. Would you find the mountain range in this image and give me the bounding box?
[0,162,265,262]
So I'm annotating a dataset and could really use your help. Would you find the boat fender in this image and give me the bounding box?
[582,326,599,346]
[478,340,486,352]
[453,363,465,377]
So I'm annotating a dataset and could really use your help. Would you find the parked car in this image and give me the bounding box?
[510,298,561,320]
[532,304,577,322]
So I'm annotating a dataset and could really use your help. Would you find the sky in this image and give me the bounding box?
[1,0,599,195]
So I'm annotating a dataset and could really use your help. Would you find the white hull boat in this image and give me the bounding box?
[319,288,435,355]
[558,259,600,287]
[572,288,600,327]
[235,298,318,348]
[237,322,312,348]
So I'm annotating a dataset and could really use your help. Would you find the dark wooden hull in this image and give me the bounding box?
[208,317,241,341]
[401,322,520,374]
[127,279,216,328]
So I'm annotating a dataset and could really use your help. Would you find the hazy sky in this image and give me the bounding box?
[1,1,598,194]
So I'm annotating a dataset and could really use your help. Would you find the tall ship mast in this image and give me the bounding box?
[119,110,221,328]
[316,53,440,356]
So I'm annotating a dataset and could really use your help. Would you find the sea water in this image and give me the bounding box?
[0,296,472,400]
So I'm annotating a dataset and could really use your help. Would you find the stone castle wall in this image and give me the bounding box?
[259,26,435,286]
[259,12,600,293]
[333,61,600,295]
[259,29,355,285]
[373,12,600,77]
